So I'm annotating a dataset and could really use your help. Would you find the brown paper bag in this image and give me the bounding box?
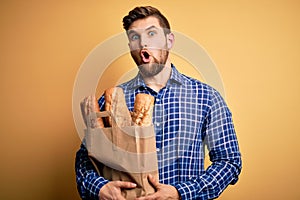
[85,111,159,199]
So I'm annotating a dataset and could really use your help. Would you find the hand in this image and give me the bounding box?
[136,174,180,200]
[99,181,137,200]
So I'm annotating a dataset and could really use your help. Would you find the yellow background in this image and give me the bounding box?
[1,0,299,199]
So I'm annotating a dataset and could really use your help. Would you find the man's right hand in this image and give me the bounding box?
[99,181,137,200]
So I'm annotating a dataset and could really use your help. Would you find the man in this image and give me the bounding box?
[76,6,242,200]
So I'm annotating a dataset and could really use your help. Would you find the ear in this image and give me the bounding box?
[166,33,175,49]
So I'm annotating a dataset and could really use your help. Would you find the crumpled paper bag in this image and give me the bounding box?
[84,110,159,199]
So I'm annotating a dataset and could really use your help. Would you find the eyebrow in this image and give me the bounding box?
[145,25,159,31]
[127,25,159,35]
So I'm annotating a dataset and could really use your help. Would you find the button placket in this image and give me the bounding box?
[153,89,166,151]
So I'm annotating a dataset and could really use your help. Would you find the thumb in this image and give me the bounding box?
[148,174,160,188]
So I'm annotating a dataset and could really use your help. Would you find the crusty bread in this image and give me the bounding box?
[132,93,154,126]
[104,87,114,117]
[104,87,132,127]
[104,89,154,127]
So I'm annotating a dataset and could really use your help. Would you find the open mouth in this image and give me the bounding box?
[141,50,151,63]
[143,51,150,59]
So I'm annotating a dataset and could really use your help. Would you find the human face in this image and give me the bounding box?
[127,16,170,78]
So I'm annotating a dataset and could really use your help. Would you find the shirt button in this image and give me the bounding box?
[156,148,160,152]
[156,98,160,102]
[156,123,160,126]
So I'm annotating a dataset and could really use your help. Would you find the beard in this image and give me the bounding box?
[131,49,169,78]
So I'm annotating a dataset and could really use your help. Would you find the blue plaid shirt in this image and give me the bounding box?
[75,65,242,200]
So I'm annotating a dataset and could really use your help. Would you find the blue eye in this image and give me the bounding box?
[148,31,156,36]
[131,34,140,41]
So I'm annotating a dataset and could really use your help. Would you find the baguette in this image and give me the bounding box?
[132,93,154,126]
[104,87,132,127]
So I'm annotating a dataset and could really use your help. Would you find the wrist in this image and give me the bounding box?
[172,185,182,200]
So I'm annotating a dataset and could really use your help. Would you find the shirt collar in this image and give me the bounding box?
[168,64,185,86]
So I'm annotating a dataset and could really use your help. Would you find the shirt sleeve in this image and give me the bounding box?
[75,95,108,200]
[174,89,242,200]
[75,144,109,200]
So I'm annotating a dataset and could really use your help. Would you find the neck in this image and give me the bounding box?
[143,60,172,92]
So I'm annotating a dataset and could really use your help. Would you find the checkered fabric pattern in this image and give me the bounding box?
[75,65,242,200]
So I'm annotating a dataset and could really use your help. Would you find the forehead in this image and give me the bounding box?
[128,16,162,30]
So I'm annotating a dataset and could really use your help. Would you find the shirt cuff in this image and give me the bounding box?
[174,181,199,200]
[84,176,109,199]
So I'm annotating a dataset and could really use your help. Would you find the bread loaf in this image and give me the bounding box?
[104,87,132,127]
[104,88,154,127]
[132,94,154,126]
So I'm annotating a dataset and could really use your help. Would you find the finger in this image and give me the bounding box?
[100,181,129,200]
[114,181,137,189]
[148,174,160,188]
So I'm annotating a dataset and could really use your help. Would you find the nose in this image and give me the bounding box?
[140,34,148,48]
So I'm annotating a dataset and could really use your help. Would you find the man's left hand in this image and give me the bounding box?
[136,174,180,200]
